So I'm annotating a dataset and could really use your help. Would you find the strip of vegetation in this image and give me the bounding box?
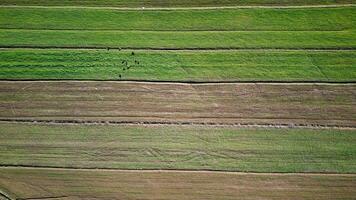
[0,123,355,173]
[1,30,354,50]
[1,7,354,31]
[0,0,353,7]
[0,49,355,81]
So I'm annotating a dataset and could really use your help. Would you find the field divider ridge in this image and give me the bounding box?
[0,4,355,10]
[0,46,355,51]
[0,80,355,84]
[0,28,347,32]
[0,165,355,176]
[0,119,355,130]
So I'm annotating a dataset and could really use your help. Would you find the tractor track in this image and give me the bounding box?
[0,190,12,200]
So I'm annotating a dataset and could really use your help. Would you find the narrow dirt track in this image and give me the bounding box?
[1,166,356,176]
[1,80,356,84]
[0,4,354,10]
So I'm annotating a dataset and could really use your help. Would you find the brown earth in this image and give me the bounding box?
[0,81,355,127]
[0,167,355,200]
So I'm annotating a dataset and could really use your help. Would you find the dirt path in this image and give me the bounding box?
[0,80,355,84]
[0,166,355,176]
[0,4,354,10]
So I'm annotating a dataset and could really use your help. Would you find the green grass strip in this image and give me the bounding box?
[1,30,355,49]
[0,123,355,173]
[1,7,355,31]
[0,49,355,81]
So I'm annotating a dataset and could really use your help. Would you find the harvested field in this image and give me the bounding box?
[0,81,354,126]
[0,0,355,199]
[0,167,355,200]
[0,49,355,81]
[0,123,355,172]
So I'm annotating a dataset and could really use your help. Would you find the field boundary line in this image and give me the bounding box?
[1,48,355,52]
[0,4,355,10]
[0,46,355,51]
[0,119,355,130]
[0,80,355,85]
[0,165,355,176]
[0,28,347,32]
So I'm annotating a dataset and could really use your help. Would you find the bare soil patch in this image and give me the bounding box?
[0,167,355,200]
[0,81,354,126]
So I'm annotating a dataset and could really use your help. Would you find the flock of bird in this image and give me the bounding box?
[118,51,140,79]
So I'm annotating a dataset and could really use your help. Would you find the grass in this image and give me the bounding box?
[0,7,354,81]
[1,30,355,49]
[0,0,353,7]
[0,7,355,50]
[1,168,355,200]
[0,49,355,81]
[0,123,355,172]
[1,7,355,31]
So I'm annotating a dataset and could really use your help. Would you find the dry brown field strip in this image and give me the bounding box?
[0,81,355,127]
[0,167,355,200]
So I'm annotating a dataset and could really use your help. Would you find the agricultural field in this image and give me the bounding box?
[1,7,355,50]
[0,168,355,200]
[0,123,355,173]
[0,82,355,126]
[0,0,355,199]
[0,50,355,81]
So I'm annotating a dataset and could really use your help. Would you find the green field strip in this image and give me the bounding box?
[0,30,354,50]
[1,7,354,31]
[0,0,354,7]
[0,123,355,173]
[0,49,355,81]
